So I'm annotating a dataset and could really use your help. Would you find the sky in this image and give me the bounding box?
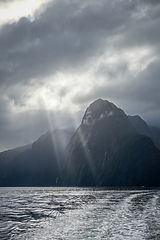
[0,0,160,151]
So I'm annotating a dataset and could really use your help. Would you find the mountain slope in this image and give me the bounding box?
[0,129,73,186]
[0,143,32,185]
[128,115,160,150]
[149,126,160,150]
[63,99,160,187]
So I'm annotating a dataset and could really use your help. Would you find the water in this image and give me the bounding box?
[0,187,160,239]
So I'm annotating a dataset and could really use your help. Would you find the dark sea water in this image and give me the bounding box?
[0,187,160,239]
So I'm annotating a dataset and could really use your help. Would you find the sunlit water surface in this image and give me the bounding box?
[0,187,160,239]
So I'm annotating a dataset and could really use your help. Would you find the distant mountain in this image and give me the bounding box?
[0,144,32,185]
[128,115,160,150]
[0,129,73,187]
[63,99,160,187]
[0,99,160,187]
[149,126,160,150]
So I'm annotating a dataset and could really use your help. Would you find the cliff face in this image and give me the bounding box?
[63,99,160,187]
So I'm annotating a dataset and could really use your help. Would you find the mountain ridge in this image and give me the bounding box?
[0,99,160,187]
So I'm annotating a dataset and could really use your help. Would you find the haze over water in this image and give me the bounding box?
[0,187,160,239]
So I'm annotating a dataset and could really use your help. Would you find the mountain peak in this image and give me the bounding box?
[82,99,125,125]
[89,98,113,108]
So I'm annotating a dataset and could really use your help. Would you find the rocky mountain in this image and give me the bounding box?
[0,129,73,186]
[0,99,160,187]
[128,115,160,150]
[63,99,160,187]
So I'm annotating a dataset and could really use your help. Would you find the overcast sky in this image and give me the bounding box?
[0,0,160,151]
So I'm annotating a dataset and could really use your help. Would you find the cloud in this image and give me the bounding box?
[0,0,160,150]
[0,100,80,151]
[0,0,139,87]
[73,58,160,127]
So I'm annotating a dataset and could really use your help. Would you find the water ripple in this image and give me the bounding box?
[0,187,160,239]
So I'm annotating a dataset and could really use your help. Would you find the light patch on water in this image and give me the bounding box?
[0,187,160,239]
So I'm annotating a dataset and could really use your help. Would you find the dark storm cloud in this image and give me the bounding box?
[1,0,160,150]
[0,0,138,86]
[1,0,160,86]
[124,12,160,50]
[141,0,160,5]
[0,0,159,86]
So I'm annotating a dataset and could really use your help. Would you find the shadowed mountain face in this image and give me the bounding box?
[149,127,160,150]
[128,115,160,150]
[0,144,32,185]
[63,99,160,187]
[0,129,73,187]
[0,99,160,187]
